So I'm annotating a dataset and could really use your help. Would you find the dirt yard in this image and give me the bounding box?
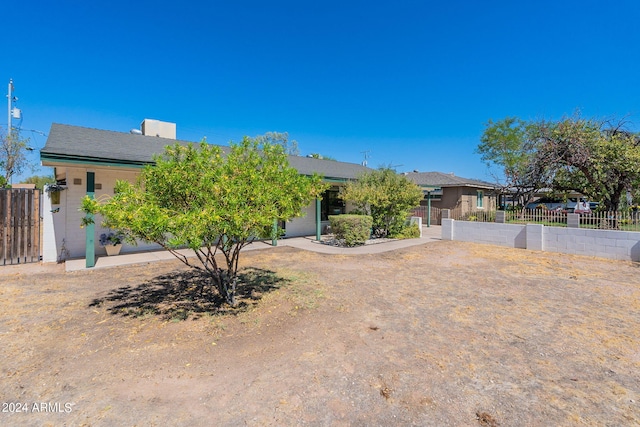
[1,240,640,426]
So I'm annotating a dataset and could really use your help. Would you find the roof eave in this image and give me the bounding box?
[41,152,151,168]
[41,153,357,181]
[438,183,496,190]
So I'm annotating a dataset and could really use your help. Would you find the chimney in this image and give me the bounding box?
[140,119,176,139]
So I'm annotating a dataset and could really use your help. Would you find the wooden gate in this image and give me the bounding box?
[0,188,41,265]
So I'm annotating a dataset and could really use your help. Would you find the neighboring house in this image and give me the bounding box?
[404,171,497,215]
[40,120,368,263]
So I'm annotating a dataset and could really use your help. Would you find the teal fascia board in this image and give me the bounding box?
[321,177,349,183]
[41,153,150,168]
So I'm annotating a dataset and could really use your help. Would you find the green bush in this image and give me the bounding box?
[339,168,423,238]
[394,223,420,239]
[329,214,373,247]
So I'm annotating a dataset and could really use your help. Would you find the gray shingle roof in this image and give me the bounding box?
[404,171,495,189]
[41,123,370,180]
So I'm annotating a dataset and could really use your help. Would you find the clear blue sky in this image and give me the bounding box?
[5,0,640,182]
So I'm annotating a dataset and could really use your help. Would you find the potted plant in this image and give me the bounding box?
[99,232,124,256]
[45,183,66,205]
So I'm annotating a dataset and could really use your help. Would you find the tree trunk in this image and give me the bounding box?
[215,270,238,307]
[604,195,619,212]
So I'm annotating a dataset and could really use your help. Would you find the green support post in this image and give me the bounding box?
[315,197,321,241]
[85,172,95,268]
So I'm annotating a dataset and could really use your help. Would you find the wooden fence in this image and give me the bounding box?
[0,188,41,265]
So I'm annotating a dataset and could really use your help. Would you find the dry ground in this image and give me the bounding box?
[1,240,640,426]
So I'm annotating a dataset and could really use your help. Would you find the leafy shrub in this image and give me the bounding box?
[339,168,423,237]
[394,223,420,239]
[99,232,123,246]
[329,214,373,247]
[348,207,367,216]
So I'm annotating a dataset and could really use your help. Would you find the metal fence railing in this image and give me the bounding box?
[505,209,568,226]
[578,211,640,231]
[449,208,496,223]
[452,209,640,232]
[410,206,443,225]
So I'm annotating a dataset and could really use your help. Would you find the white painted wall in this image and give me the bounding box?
[283,198,357,238]
[443,219,526,249]
[284,202,317,237]
[43,166,161,261]
[47,182,70,262]
[544,227,640,261]
[442,219,640,262]
[41,186,58,263]
[43,166,349,260]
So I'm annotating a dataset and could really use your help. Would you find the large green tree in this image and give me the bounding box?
[0,129,32,186]
[537,116,640,211]
[20,174,55,191]
[255,131,300,156]
[339,168,423,237]
[308,153,336,161]
[82,137,325,306]
[478,115,640,211]
[477,117,552,210]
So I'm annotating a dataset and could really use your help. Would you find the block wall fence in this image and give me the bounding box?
[441,210,640,262]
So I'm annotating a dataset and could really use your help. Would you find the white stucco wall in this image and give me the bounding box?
[43,165,352,260]
[283,197,356,238]
[45,166,161,261]
[442,219,527,249]
[284,202,317,237]
[544,227,640,261]
[442,219,640,262]
[41,186,58,263]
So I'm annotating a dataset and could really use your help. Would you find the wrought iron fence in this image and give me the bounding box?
[505,209,568,226]
[449,208,496,223]
[578,211,640,231]
[410,206,442,225]
[452,208,640,232]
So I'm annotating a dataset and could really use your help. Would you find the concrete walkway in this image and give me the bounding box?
[64,225,442,272]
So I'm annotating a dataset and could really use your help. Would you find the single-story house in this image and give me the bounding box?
[40,119,369,264]
[404,171,497,215]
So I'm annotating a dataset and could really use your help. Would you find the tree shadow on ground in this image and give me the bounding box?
[89,267,288,320]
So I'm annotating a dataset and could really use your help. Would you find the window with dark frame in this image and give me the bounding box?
[320,187,345,221]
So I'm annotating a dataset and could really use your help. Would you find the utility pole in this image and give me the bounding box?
[7,79,19,134]
[361,150,370,167]
[7,79,12,133]
[4,80,24,186]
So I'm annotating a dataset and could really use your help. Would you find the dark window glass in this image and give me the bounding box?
[321,187,345,221]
